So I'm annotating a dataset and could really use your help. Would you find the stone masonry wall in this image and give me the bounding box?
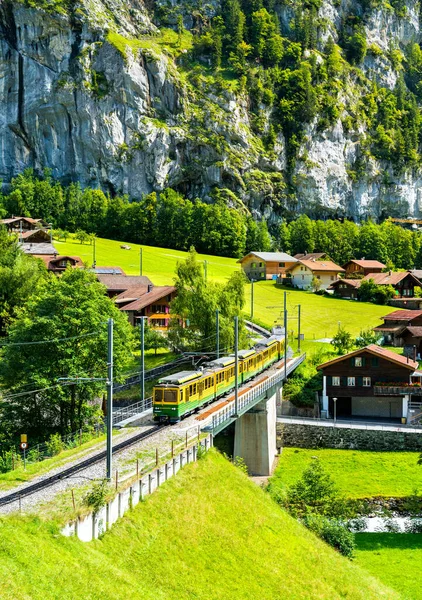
[277,423,422,451]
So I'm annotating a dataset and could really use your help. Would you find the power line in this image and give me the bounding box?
[0,331,99,348]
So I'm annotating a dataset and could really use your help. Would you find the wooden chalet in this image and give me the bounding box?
[287,259,344,290]
[37,255,85,274]
[328,278,361,299]
[294,252,328,261]
[0,216,48,233]
[364,271,420,299]
[237,252,297,280]
[373,310,422,354]
[317,344,419,422]
[343,259,386,278]
[116,284,178,330]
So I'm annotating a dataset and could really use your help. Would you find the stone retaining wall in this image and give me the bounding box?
[277,423,422,451]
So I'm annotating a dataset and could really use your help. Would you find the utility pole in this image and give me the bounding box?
[204,260,208,282]
[284,306,288,382]
[251,279,254,320]
[140,247,143,277]
[216,309,220,359]
[106,318,114,480]
[298,304,301,353]
[234,316,239,417]
[93,237,96,268]
[139,316,147,404]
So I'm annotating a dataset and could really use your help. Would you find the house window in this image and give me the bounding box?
[252,262,256,268]
[279,262,285,267]
[332,376,340,386]
[59,260,67,267]
[259,262,263,267]
[330,276,334,281]
[363,377,371,387]
[261,272,265,278]
[354,357,362,367]
[348,377,355,386]
[301,275,304,280]
[300,266,304,271]
[316,275,320,279]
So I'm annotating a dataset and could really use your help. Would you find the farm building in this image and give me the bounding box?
[317,345,419,422]
[286,259,344,290]
[37,255,85,274]
[373,310,422,354]
[237,252,297,281]
[116,284,177,330]
[328,278,361,299]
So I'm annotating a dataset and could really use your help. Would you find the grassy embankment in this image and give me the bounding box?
[0,450,397,600]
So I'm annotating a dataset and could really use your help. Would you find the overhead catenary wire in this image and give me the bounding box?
[0,331,100,348]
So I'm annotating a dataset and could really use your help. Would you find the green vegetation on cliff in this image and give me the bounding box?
[0,451,398,599]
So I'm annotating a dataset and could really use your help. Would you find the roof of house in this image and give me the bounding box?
[372,325,405,333]
[288,259,345,273]
[294,253,327,261]
[119,286,176,312]
[380,310,422,321]
[404,326,422,338]
[317,344,418,371]
[344,259,386,269]
[1,217,44,225]
[38,255,85,270]
[20,242,57,255]
[329,278,362,288]
[237,252,297,264]
[92,266,126,275]
[410,270,422,281]
[20,229,51,241]
[363,271,420,285]
[96,274,152,290]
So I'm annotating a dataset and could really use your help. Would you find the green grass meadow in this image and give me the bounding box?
[355,534,422,600]
[270,448,422,499]
[0,451,397,600]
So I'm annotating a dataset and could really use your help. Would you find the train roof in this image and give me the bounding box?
[158,371,201,385]
[234,349,256,359]
[206,356,235,368]
[255,336,279,348]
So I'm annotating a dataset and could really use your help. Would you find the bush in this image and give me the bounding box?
[83,479,110,512]
[320,520,355,558]
[331,327,354,354]
[46,433,64,456]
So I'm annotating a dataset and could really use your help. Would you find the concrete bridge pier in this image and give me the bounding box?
[233,388,278,476]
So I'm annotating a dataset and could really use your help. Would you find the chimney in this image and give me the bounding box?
[147,284,153,293]
[389,270,392,276]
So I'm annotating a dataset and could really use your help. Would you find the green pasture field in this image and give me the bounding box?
[54,237,239,285]
[355,534,422,600]
[0,451,396,600]
[270,448,422,499]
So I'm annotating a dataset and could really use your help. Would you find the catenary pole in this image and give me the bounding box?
[106,318,114,479]
[298,304,301,353]
[234,316,239,416]
[140,316,146,404]
[140,247,143,276]
[216,309,220,359]
[251,279,254,319]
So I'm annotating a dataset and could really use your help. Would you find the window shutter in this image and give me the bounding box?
[362,357,366,366]
[341,376,347,386]
[327,376,332,386]
[372,357,379,367]
[350,358,354,366]
[357,376,363,386]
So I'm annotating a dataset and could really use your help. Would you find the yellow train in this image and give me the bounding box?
[153,335,285,423]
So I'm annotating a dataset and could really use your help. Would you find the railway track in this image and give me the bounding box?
[0,424,165,507]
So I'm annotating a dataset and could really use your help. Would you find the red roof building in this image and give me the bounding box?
[116,284,178,330]
[343,259,386,277]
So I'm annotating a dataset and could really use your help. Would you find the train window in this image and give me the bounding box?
[155,389,163,402]
[180,390,183,401]
[193,384,197,394]
[164,389,177,403]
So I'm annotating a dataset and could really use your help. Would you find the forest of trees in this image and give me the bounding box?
[2,169,422,269]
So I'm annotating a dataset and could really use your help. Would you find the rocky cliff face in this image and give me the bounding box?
[1,0,422,222]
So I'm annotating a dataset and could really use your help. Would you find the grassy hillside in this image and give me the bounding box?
[55,238,239,285]
[355,534,422,600]
[0,451,397,600]
[56,237,394,339]
[270,448,422,499]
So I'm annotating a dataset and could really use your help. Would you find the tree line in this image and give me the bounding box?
[2,169,422,269]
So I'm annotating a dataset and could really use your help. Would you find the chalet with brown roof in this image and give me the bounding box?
[343,259,386,278]
[238,252,297,281]
[317,344,419,422]
[294,252,328,261]
[95,273,153,298]
[329,278,361,299]
[363,271,420,299]
[373,310,422,354]
[0,216,48,233]
[286,259,344,290]
[116,284,177,330]
[37,255,85,274]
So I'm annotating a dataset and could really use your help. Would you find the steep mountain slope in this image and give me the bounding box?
[0,450,398,599]
[1,0,422,222]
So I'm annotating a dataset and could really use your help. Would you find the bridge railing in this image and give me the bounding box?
[209,353,306,432]
[112,397,152,425]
